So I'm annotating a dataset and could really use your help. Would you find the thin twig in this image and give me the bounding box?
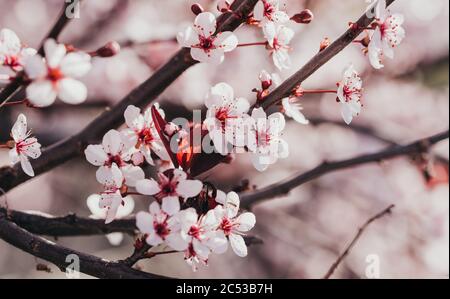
[240,130,449,208]
[323,204,395,279]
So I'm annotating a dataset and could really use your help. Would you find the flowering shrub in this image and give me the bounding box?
[3,0,446,280]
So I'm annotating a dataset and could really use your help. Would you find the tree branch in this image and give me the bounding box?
[323,204,395,279]
[0,215,169,279]
[0,0,259,194]
[240,130,449,208]
[259,0,396,110]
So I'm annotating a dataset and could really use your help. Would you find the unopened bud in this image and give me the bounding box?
[191,3,204,15]
[217,0,231,13]
[319,37,330,52]
[95,41,121,58]
[291,9,314,24]
[259,70,273,90]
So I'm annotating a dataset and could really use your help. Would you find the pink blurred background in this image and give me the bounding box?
[0,0,448,279]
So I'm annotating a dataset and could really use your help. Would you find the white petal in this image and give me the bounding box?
[209,230,229,254]
[85,144,108,166]
[121,165,145,187]
[234,97,250,114]
[166,233,189,251]
[277,139,289,159]
[215,32,238,52]
[0,28,21,54]
[193,239,211,260]
[21,138,42,159]
[162,196,181,216]
[44,39,66,68]
[60,52,92,77]
[106,233,124,246]
[225,192,240,218]
[252,154,270,172]
[58,78,88,105]
[116,196,135,218]
[146,233,164,246]
[229,234,248,257]
[236,212,256,232]
[8,148,19,165]
[136,179,160,196]
[136,211,154,235]
[124,105,142,129]
[253,1,265,21]
[210,82,234,103]
[86,194,106,218]
[341,103,354,125]
[177,26,200,48]
[26,80,57,107]
[24,55,47,79]
[194,12,217,37]
[102,130,123,155]
[176,179,203,199]
[215,190,227,205]
[20,154,34,177]
[105,193,123,224]
[11,114,27,142]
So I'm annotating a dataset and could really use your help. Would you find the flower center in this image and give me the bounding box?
[215,107,237,131]
[154,220,170,239]
[47,67,64,82]
[199,36,215,52]
[161,182,176,196]
[264,2,275,20]
[4,55,20,68]
[256,130,272,147]
[106,154,124,167]
[188,225,202,240]
[138,127,154,145]
[220,218,234,236]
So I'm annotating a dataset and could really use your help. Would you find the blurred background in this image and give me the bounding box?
[0,0,448,279]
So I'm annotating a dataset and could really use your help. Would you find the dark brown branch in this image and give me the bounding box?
[0,0,259,194]
[258,0,396,110]
[0,215,169,279]
[323,204,395,279]
[0,1,77,106]
[240,130,449,208]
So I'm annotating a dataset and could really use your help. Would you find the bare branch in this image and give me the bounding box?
[0,215,170,279]
[0,0,260,194]
[240,130,449,209]
[323,204,395,279]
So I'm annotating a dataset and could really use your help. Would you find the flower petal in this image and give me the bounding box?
[136,179,161,195]
[236,212,256,232]
[11,114,27,142]
[176,179,203,199]
[58,78,88,105]
[194,12,217,37]
[60,52,92,77]
[162,196,181,216]
[229,234,248,257]
[26,80,57,107]
[85,144,108,166]
[44,39,66,68]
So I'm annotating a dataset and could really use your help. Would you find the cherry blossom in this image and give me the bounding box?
[87,194,135,245]
[122,105,170,166]
[253,0,289,26]
[255,70,282,101]
[136,169,203,216]
[282,97,309,125]
[211,192,256,257]
[24,39,92,107]
[368,4,405,69]
[263,23,295,70]
[8,114,42,177]
[337,65,363,125]
[247,108,289,172]
[177,208,226,271]
[95,163,126,224]
[136,201,186,249]
[177,12,238,64]
[0,28,36,71]
[204,82,250,154]
[85,129,144,187]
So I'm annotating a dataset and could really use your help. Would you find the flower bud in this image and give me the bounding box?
[95,41,121,58]
[291,9,314,24]
[319,37,330,52]
[191,3,204,16]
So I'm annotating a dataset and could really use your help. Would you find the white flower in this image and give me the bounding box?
[85,129,144,187]
[282,98,309,125]
[263,23,295,70]
[87,194,135,245]
[8,114,42,177]
[177,12,238,64]
[136,201,187,250]
[177,208,225,271]
[365,0,385,19]
[204,83,250,155]
[247,108,289,172]
[24,39,92,107]
[253,0,289,26]
[95,163,126,224]
[136,169,203,216]
[368,5,405,69]
[337,65,363,125]
[122,105,170,165]
[212,192,256,257]
[0,28,36,71]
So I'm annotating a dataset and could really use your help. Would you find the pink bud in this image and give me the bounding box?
[191,3,204,15]
[217,0,231,13]
[95,41,121,58]
[291,9,314,24]
[319,37,330,52]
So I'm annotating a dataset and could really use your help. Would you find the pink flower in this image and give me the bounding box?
[212,192,256,257]
[177,12,238,64]
[136,169,203,216]
[368,5,406,69]
[0,28,36,71]
[263,23,295,70]
[247,108,289,172]
[8,114,42,177]
[85,130,144,187]
[136,201,186,249]
[253,0,289,26]
[24,39,92,107]
[337,65,363,125]
[204,83,250,155]
[122,105,170,165]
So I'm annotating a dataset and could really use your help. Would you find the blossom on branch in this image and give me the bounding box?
[0,28,36,71]
[8,114,41,177]
[282,97,309,125]
[263,23,295,70]
[253,0,289,27]
[24,39,92,107]
[177,12,238,64]
[337,65,363,125]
